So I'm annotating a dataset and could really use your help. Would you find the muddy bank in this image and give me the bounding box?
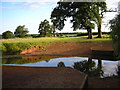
[19,42,114,57]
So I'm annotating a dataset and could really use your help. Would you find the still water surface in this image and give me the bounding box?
[2,56,120,78]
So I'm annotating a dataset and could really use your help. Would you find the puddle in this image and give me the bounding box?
[2,56,120,78]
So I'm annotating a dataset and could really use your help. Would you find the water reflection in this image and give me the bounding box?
[59,58,103,77]
[2,56,56,64]
[57,61,65,67]
[2,56,120,78]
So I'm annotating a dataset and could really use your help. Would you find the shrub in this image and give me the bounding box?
[3,42,31,55]
[109,14,120,59]
[1,44,7,54]
[2,31,14,39]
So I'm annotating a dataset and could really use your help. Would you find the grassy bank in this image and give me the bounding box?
[0,37,111,55]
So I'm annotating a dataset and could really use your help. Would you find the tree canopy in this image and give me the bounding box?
[51,1,106,39]
[14,25,29,38]
[109,13,120,59]
[2,31,14,39]
[38,19,56,37]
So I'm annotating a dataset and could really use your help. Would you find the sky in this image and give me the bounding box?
[0,0,120,34]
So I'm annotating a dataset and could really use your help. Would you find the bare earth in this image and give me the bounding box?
[2,66,87,89]
[20,42,114,57]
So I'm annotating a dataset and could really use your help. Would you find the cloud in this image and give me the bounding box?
[21,0,58,8]
[0,6,21,9]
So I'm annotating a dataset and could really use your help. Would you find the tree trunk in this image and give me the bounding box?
[87,28,92,39]
[97,24,102,38]
[98,59,102,69]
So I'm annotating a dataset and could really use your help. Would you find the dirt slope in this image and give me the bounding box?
[20,42,113,57]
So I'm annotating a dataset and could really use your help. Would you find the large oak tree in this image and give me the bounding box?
[51,1,106,39]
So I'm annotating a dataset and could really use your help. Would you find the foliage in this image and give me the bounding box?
[2,31,14,39]
[1,44,7,54]
[51,1,106,39]
[2,42,31,54]
[109,14,120,59]
[38,19,56,37]
[14,25,29,38]
[93,2,107,38]
[1,37,111,55]
[57,61,65,67]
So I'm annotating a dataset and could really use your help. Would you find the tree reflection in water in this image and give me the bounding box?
[57,61,65,67]
[117,62,120,77]
[73,58,103,77]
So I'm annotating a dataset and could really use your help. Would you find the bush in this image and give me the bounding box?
[109,14,120,59]
[3,42,31,55]
[2,31,14,39]
[1,44,7,54]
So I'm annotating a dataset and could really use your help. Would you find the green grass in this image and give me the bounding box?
[0,37,111,55]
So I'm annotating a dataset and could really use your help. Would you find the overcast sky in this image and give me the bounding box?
[0,0,120,34]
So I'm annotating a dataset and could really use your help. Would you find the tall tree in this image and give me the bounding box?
[38,19,51,36]
[51,1,106,39]
[14,25,29,38]
[2,31,14,39]
[50,24,56,37]
[93,2,107,38]
[109,13,120,59]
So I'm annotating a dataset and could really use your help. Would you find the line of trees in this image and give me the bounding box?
[2,25,29,39]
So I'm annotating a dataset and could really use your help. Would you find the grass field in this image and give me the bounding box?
[0,36,112,55]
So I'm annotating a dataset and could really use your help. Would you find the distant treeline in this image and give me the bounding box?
[76,32,110,36]
[1,32,110,39]
[29,32,110,38]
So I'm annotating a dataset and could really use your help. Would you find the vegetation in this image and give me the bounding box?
[51,1,106,39]
[38,19,56,37]
[2,31,14,39]
[94,2,107,38]
[14,25,29,38]
[1,37,111,55]
[109,13,120,59]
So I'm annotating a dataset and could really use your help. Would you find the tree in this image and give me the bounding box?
[14,25,29,38]
[51,1,106,39]
[93,2,107,38]
[38,19,56,37]
[2,31,14,39]
[109,13,120,59]
[50,24,56,37]
[38,19,51,36]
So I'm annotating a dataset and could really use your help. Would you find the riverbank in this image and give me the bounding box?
[1,37,112,56]
[19,41,113,57]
